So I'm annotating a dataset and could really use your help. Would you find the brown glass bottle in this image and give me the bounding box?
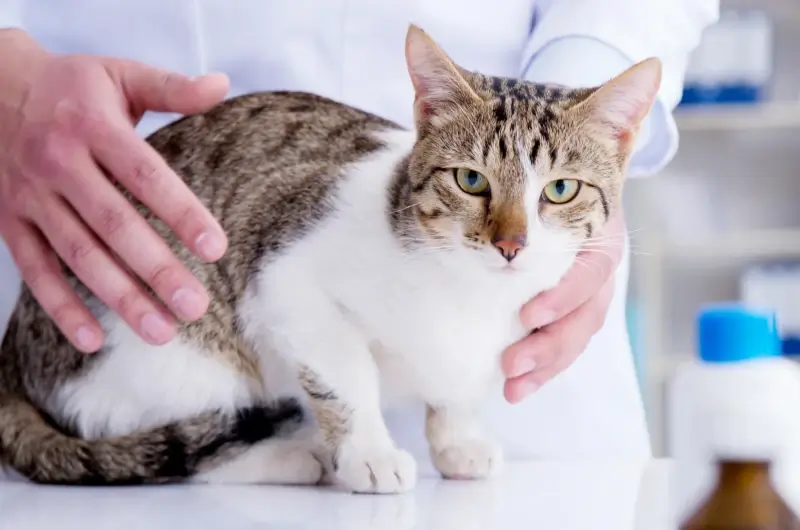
[681,460,800,530]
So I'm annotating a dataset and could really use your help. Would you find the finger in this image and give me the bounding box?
[520,212,624,330]
[503,278,615,404]
[2,218,104,353]
[58,149,211,322]
[90,123,228,264]
[104,58,229,118]
[27,192,178,345]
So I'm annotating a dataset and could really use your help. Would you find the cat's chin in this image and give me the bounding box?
[486,261,529,275]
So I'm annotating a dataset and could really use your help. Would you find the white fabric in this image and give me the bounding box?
[0,0,718,460]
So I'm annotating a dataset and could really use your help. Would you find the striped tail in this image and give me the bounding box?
[0,394,304,485]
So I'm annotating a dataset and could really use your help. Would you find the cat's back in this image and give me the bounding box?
[147,90,401,208]
[140,91,404,299]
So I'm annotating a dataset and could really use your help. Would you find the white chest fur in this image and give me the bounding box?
[251,130,574,410]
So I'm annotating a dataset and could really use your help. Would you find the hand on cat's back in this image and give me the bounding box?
[501,210,625,403]
[0,29,230,353]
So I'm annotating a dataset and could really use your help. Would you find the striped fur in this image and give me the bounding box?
[0,25,660,489]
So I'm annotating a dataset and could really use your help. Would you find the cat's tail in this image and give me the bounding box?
[0,394,304,485]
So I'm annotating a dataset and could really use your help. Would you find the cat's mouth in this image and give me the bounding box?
[489,261,525,274]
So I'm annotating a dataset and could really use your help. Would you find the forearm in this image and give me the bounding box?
[521,0,720,176]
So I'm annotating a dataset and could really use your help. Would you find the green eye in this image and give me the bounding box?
[542,179,581,204]
[455,168,490,195]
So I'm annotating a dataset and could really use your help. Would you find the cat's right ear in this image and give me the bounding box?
[405,24,482,130]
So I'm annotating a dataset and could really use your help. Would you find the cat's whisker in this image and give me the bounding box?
[392,202,422,214]
[572,258,608,278]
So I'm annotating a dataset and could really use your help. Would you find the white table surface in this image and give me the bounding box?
[0,458,674,530]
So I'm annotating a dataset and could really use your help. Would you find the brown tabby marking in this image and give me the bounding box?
[296,365,351,470]
[388,65,623,256]
[0,22,656,485]
[0,92,397,484]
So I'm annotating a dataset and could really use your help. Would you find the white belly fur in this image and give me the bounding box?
[53,314,258,440]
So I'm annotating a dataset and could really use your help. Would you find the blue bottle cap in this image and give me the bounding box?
[697,303,780,363]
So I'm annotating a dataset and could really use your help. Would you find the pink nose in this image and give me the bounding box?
[492,234,527,262]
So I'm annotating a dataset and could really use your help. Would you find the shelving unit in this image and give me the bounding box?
[635,228,800,456]
[675,101,800,131]
[629,0,800,456]
[649,228,800,259]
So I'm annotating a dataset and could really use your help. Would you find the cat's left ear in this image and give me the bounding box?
[405,24,482,130]
[574,58,662,153]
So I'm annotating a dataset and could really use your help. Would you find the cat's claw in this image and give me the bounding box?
[334,445,417,494]
[432,439,503,480]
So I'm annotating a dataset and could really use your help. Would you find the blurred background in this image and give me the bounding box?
[626,0,800,456]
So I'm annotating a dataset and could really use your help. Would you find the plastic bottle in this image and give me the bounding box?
[669,303,800,529]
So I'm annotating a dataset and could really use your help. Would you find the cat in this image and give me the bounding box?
[0,24,660,493]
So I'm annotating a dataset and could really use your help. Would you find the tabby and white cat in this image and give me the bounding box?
[0,25,660,493]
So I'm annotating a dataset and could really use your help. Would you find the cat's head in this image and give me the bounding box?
[398,24,661,279]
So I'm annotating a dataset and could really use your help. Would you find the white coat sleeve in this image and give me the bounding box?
[0,0,23,29]
[520,0,719,177]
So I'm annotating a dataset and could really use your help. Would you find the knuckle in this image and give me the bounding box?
[170,203,204,239]
[3,181,37,216]
[74,110,108,139]
[592,309,608,333]
[148,262,181,291]
[127,158,160,192]
[19,260,50,293]
[52,97,107,138]
[114,288,142,318]
[49,302,77,329]
[65,237,95,267]
[38,130,72,172]
[96,204,126,237]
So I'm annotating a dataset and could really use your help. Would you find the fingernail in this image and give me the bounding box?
[141,313,173,344]
[523,380,540,396]
[172,287,206,320]
[511,358,537,378]
[525,310,556,330]
[195,232,225,261]
[75,326,100,351]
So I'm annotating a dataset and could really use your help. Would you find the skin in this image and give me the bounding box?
[502,209,624,403]
[0,28,622,404]
[0,29,230,352]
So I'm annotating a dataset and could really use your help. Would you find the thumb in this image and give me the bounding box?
[104,58,230,118]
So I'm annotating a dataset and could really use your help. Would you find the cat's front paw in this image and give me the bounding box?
[431,439,503,480]
[334,443,417,494]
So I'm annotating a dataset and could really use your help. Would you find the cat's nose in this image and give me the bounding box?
[492,234,527,262]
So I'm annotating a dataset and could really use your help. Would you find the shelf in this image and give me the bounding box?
[674,102,800,132]
[648,228,800,260]
[722,0,800,21]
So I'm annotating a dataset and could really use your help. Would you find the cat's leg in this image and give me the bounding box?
[195,434,324,485]
[425,404,503,480]
[286,330,417,494]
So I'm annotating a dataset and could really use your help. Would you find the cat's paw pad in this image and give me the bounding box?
[432,439,503,480]
[335,445,417,494]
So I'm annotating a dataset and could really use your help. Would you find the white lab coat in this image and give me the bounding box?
[0,0,719,464]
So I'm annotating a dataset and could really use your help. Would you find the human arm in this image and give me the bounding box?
[502,0,720,402]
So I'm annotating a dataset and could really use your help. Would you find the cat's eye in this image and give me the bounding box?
[542,179,581,204]
[454,168,490,195]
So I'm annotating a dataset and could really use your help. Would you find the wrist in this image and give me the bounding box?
[0,29,51,146]
[0,29,50,109]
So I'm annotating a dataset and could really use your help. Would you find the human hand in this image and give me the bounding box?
[0,30,230,352]
[501,210,626,403]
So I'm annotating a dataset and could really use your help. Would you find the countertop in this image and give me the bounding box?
[0,459,673,530]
